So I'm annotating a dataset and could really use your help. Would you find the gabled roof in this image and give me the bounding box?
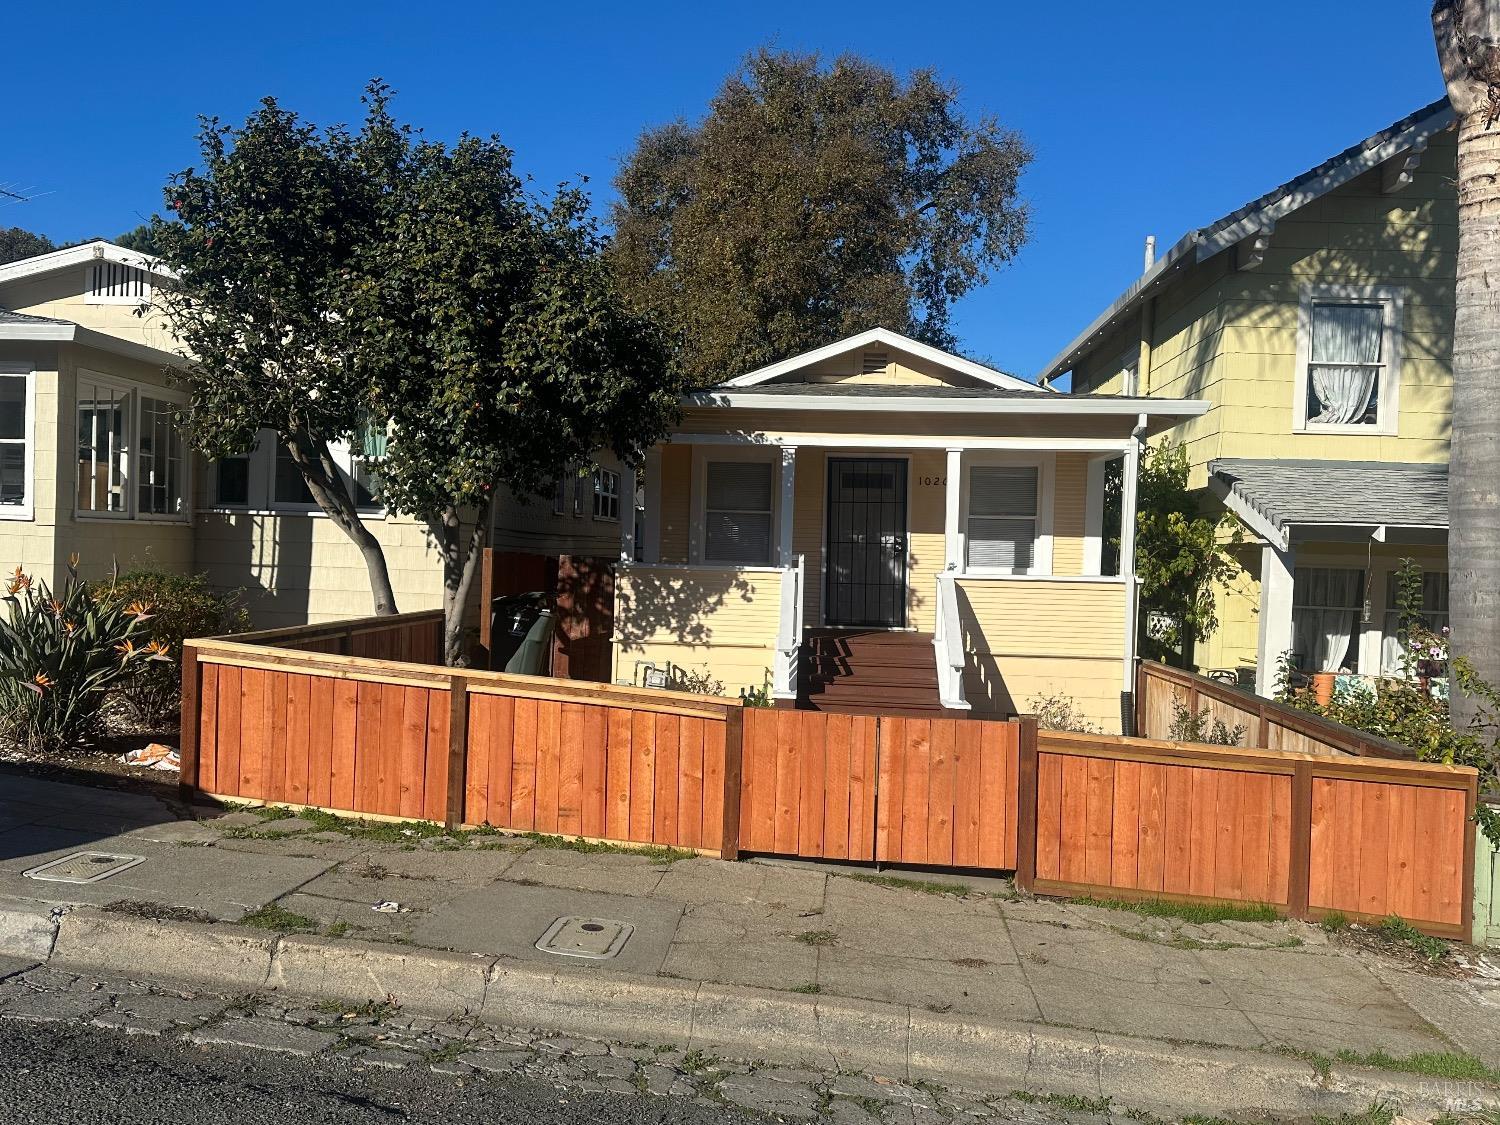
[1038,98,1456,385]
[722,327,1041,392]
[0,309,185,368]
[0,240,178,286]
[1209,458,1447,549]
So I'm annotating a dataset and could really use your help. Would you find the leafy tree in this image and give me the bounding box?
[0,227,55,265]
[114,223,165,256]
[147,93,401,615]
[1109,443,1244,664]
[1432,2,1500,729]
[610,48,1031,384]
[349,114,680,664]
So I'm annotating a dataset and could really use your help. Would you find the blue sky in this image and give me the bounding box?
[4,1,1444,380]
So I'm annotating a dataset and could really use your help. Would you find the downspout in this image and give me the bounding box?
[1119,412,1149,734]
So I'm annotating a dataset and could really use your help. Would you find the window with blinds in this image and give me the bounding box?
[966,465,1038,572]
[704,460,774,565]
[86,263,152,304]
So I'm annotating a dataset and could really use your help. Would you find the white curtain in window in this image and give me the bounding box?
[1309,304,1381,424]
[1292,567,1363,672]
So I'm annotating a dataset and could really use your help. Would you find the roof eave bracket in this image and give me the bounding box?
[1381,137,1427,194]
[1230,221,1275,272]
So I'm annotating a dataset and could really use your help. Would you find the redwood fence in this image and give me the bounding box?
[181,613,1478,938]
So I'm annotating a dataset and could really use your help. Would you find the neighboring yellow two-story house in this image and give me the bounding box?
[1040,99,1454,696]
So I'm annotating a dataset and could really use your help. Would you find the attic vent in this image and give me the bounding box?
[861,352,889,375]
[87,263,151,303]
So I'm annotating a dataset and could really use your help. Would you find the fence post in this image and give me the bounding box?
[445,675,470,831]
[1133,662,1147,738]
[1014,715,1040,893]
[1287,761,1313,922]
[178,643,202,802]
[719,704,746,861]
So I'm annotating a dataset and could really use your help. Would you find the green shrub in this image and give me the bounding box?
[1028,691,1102,734]
[0,561,165,755]
[98,571,251,727]
[1168,698,1246,745]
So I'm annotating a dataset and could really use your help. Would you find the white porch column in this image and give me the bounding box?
[778,446,797,566]
[619,465,638,564]
[944,448,963,570]
[1256,543,1297,697]
[642,446,662,564]
[1119,417,1145,700]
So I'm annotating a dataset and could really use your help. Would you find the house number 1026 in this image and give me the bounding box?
[918,476,947,487]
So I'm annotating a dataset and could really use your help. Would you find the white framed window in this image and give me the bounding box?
[207,428,381,515]
[0,369,35,521]
[702,458,774,566]
[1294,284,1403,435]
[75,371,189,522]
[1291,566,1365,673]
[963,460,1052,575]
[593,468,620,521]
[86,262,152,305]
[1381,569,1449,675]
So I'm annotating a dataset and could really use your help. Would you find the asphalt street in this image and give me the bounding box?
[0,1020,771,1125]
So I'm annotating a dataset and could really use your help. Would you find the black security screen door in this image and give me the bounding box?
[825,458,908,627]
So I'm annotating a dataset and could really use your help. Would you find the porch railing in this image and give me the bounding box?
[773,554,806,702]
[933,569,969,712]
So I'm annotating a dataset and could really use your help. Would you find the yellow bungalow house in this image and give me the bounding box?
[610,328,1205,732]
[1038,99,1456,697]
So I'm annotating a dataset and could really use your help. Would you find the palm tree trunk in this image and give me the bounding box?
[1448,110,1500,729]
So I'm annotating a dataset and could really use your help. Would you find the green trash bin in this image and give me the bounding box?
[490,592,552,675]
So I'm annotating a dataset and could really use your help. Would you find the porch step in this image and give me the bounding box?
[797,628,944,715]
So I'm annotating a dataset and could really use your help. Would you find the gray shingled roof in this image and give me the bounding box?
[1210,458,1448,530]
[0,309,71,326]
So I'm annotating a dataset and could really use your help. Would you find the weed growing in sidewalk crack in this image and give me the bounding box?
[794,929,837,946]
[1311,1101,1395,1125]
[239,904,315,933]
[1375,915,1448,963]
[1068,895,1279,925]
[789,982,821,994]
[517,832,696,865]
[1320,910,1350,932]
[1008,1090,1112,1114]
[1332,1048,1499,1083]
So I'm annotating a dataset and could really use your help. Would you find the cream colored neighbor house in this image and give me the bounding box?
[609,328,1205,731]
[0,240,622,627]
[1039,99,1456,696]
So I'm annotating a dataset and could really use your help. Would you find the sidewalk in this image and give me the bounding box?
[2,768,1500,1116]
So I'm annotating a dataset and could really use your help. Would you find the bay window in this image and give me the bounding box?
[75,373,188,521]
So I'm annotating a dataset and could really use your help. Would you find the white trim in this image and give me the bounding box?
[0,365,36,522]
[943,448,962,570]
[1255,544,1297,696]
[670,432,1140,452]
[592,467,622,522]
[619,562,787,576]
[1119,416,1146,694]
[134,385,192,522]
[954,573,1130,584]
[684,390,1208,416]
[0,240,178,285]
[777,447,797,568]
[1292,284,1403,436]
[959,452,1054,577]
[720,327,1039,392]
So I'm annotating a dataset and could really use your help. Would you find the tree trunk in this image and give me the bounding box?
[1434,2,1500,728]
[286,432,400,617]
[436,498,493,667]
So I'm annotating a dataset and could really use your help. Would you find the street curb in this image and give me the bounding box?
[8,900,1498,1118]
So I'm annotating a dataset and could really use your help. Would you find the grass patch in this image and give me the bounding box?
[102,900,215,925]
[1334,1048,1499,1083]
[1376,915,1449,963]
[1008,1090,1112,1113]
[1311,1102,1395,1125]
[324,921,353,938]
[1069,895,1279,925]
[239,903,315,933]
[1320,910,1350,932]
[518,832,696,865]
[840,872,972,897]
[789,982,821,994]
[794,929,837,946]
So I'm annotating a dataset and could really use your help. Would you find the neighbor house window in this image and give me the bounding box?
[704,460,773,565]
[215,455,251,507]
[1296,285,1401,433]
[86,262,152,304]
[76,378,130,515]
[966,465,1039,573]
[274,446,316,506]
[209,431,378,513]
[0,373,31,516]
[137,396,186,517]
[1381,570,1449,675]
[1291,567,1365,673]
[593,468,620,520]
[552,477,566,515]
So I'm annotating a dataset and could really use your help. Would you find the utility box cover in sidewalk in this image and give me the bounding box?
[535,917,633,960]
[23,852,146,884]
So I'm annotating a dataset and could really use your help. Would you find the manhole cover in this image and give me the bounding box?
[535,916,634,960]
[23,852,146,884]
